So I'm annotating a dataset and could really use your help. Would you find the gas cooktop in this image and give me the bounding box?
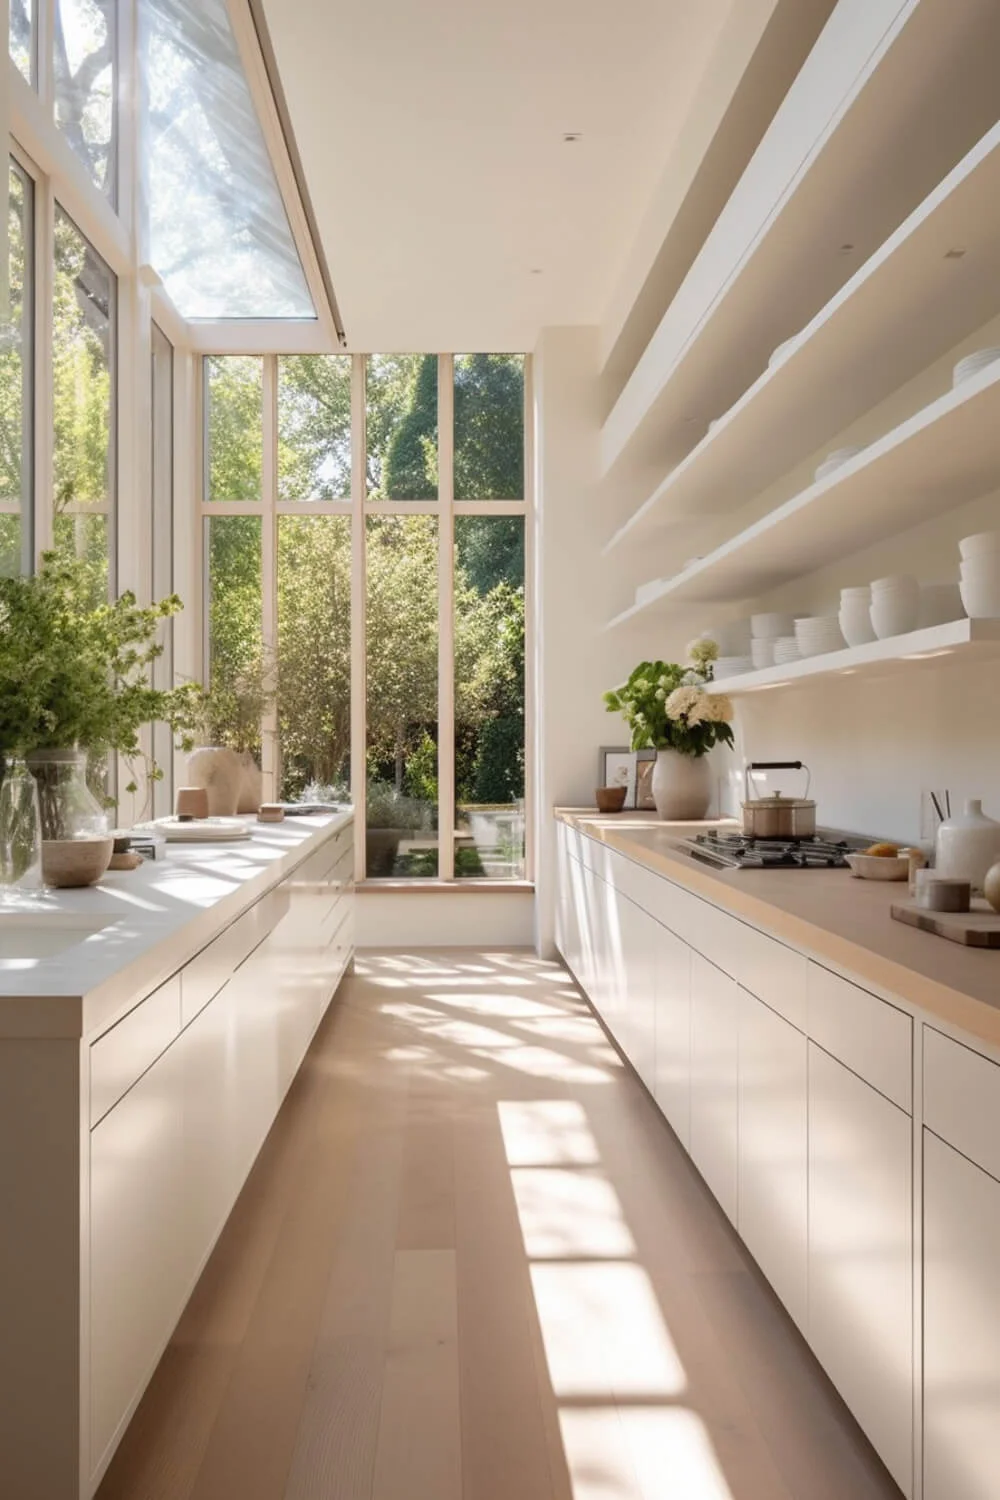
[676,829,873,871]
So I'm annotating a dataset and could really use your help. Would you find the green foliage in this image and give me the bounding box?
[0,554,203,781]
[472,714,524,803]
[454,354,524,499]
[365,780,430,832]
[207,357,263,501]
[604,651,735,758]
[382,354,438,499]
[403,731,438,804]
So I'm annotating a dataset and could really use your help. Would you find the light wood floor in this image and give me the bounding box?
[97,950,903,1500]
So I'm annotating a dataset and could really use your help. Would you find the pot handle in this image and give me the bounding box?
[745,761,811,799]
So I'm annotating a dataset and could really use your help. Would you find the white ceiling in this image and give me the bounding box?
[262,0,733,352]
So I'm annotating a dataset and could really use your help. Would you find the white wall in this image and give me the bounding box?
[652,313,1000,843]
[533,327,643,955]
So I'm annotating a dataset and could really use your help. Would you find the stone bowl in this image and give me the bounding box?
[596,786,628,814]
[41,837,114,889]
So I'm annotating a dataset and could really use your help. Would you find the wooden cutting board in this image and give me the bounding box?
[891,899,1000,947]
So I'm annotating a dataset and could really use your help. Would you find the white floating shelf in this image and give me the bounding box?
[606,357,1000,630]
[601,0,1000,484]
[606,118,1000,558]
[702,618,1000,697]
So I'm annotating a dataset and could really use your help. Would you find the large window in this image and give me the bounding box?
[1,160,33,578]
[52,207,116,602]
[10,0,36,83]
[151,322,174,815]
[203,352,530,882]
[54,0,117,200]
[142,0,314,319]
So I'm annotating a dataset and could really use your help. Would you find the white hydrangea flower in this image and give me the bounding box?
[707,693,734,722]
[655,687,666,701]
[665,685,702,721]
[686,695,710,725]
[681,670,703,686]
[687,636,719,663]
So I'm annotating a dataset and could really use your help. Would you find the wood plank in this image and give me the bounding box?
[371,1249,462,1500]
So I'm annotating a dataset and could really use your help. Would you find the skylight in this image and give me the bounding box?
[142,0,315,320]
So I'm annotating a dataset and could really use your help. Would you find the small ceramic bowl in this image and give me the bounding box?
[845,853,909,882]
[596,786,628,814]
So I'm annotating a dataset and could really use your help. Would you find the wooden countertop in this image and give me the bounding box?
[556,809,1000,1054]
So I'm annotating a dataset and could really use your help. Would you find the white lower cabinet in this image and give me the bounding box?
[737,989,807,1328]
[90,1036,188,1469]
[923,1130,1000,1500]
[653,924,691,1146]
[689,951,740,1223]
[614,888,658,1092]
[808,1044,913,1498]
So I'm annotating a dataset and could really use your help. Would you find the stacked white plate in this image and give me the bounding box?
[870,574,919,638]
[750,638,775,669]
[959,532,1000,618]
[715,655,754,679]
[773,636,801,665]
[751,611,794,640]
[953,348,1000,389]
[814,446,864,483]
[794,615,845,657]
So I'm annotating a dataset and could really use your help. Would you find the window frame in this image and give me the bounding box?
[199,351,534,886]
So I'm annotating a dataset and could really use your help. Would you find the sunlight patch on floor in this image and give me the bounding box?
[559,1407,734,1500]
[498,1100,601,1167]
[530,1263,686,1398]
[512,1170,637,1259]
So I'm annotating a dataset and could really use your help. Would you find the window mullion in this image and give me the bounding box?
[351,352,367,881]
[33,174,54,561]
[261,353,278,801]
[523,353,536,883]
[437,353,455,881]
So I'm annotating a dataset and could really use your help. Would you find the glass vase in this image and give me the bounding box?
[25,748,110,842]
[0,759,44,898]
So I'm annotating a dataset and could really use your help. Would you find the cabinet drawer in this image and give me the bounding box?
[807,963,912,1112]
[90,976,181,1126]
[180,888,287,1028]
[924,1028,1000,1180]
[733,924,807,1031]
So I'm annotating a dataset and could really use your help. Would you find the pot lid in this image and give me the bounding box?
[743,792,816,810]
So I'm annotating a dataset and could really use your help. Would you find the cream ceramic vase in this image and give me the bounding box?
[651,749,712,821]
[934,799,1000,893]
[186,746,244,817]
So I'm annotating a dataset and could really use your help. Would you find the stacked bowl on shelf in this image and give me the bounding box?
[960,533,1000,618]
[869,575,920,638]
[749,612,793,669]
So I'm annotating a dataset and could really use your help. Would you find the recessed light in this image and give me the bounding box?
[530,268,543,275]
[839,242,855,253]
[944,247,967,259]
[563,132,582,143]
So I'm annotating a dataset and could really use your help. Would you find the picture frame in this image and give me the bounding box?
[598,747,637,809]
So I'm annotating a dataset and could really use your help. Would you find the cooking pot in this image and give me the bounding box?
[741,761,816,839]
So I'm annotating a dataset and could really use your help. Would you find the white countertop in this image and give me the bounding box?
[0,811,353,1041]
[557,809,1000,1053]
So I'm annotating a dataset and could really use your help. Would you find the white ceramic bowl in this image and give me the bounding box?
[751,638,775,669]
[845,853,909,882]
[871,596,919,639]
[960,555,1000,579]
[960,579,1000,619]
[959,532,1000,559]
[953,348,1000,388]
[918,583,964,627]
[814,447,864,483]
[871,574,919,595]
[839,600,876,647]
[751,612,794,640]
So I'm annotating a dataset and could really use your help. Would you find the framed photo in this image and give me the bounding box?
[635,749,657,811]
[598,747,637,809]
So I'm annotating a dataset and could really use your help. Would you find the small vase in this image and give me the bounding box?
[651,749,712,821]
[186,746,244,817]
[935,798,1000,893]
[0,760,43,897]
[25,748,112,889]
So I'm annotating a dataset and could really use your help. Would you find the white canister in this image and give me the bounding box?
[934,799,1000,893]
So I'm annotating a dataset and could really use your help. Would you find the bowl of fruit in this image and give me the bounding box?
[845,843,909,881]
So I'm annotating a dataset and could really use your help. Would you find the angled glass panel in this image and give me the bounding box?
[10,0,36,83]
[54,0,117,200]
[142,0,314,319]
